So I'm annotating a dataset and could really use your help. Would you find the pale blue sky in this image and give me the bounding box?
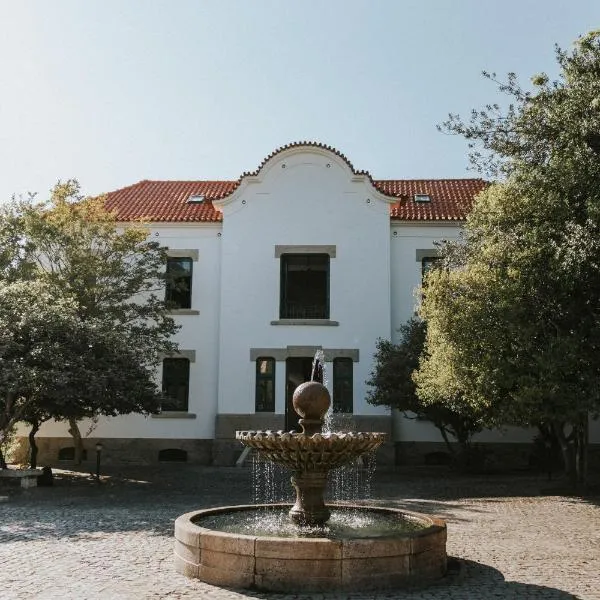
[1,1,599,201]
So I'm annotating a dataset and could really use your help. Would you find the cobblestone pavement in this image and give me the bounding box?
[0,465,599,600]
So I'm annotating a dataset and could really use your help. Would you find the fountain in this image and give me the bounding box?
[174,359,447,592]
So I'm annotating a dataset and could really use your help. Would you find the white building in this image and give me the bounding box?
[31,142,599,466]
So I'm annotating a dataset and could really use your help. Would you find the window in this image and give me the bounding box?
[421,257,441,283]
[280,254,329,319]
[162,358,190,411]
[414,194,431,203]
[166,257,193,309]
[255,357,275,412]
[333,358,353,413]
[158,448,188,462]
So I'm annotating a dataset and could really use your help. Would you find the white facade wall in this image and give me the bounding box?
[27,145,600,447]
[34,224,222,439]
[214,147,392,418]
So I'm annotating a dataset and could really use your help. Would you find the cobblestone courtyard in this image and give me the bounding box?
[1,465,599,600]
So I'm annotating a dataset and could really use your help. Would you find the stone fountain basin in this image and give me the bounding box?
[235,430,387,471]
[174,504,447,592]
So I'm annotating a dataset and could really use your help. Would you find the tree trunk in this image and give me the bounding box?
[67,418,84,465]
[552,420,577,489]
[0,392,18,468]
[575,415,588,492]
[28,421,40,469]
[437,425,457,458]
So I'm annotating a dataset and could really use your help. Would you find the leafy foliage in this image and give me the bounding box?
[418,31,600,486]
[0,181,178,465]
[366,319,486,459]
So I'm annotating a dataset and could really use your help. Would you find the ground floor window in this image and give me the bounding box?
[333,357,353,413]
[162,358,190,411]
[255,357,275,412]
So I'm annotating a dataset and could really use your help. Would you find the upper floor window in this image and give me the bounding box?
[162,357,190,411]
[255,357,275,412]
[421,257,441,283]
[280,254,329,319]
[333,357,353,413]
[166,257,193,309]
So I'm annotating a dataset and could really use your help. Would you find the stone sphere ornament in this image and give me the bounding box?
[292,380,330,435]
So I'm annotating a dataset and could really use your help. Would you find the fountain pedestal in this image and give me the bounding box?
[289,471,330,526]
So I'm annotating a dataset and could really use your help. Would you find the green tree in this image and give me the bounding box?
[416,32,600,488]
[0,181,178,464]
[366,319,486,463]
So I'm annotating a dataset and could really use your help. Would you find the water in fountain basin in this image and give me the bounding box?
[194,506,427,539]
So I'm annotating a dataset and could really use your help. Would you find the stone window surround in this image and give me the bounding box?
[166,249,200,315]
[167,249,199,261]
[249,346,359,362]
[152,350,197,419]
[274,245,336,258]
[415,249,440,261]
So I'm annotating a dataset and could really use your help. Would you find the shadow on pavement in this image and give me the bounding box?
[198,559,579,600]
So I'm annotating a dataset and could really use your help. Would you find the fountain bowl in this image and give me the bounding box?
[174,503,447,592]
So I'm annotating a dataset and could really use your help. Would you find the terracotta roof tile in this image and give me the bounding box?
[104,180,235,223]
[378,179,488,221]
[105,177,487,223]
[103,144,487,223]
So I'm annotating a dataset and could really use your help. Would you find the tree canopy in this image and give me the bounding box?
[416,31,600,487]
[366,319,486,462]
[0,181,178,466]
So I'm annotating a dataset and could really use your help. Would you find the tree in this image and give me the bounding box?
[366,319,486,463]
[416,31,600,488]
[0,181,178,464]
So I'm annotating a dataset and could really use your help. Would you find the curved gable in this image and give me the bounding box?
[212,142,397,213]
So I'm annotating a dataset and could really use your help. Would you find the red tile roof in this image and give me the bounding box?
[378,179,488,221]
[103,143,487,223]
[105,177,487,223]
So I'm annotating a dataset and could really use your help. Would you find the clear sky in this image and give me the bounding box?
[1,0,599,201]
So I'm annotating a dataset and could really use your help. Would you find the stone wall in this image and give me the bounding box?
[395,441,555,471]
[24,437,213,467]
[19,435,599,470]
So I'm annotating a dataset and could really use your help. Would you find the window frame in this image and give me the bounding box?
[255,357,276,413]
[421,256,442,283]
[161,357,191,412]
[165,256,193,309]
[333,357,353,413]
[279,253,330,320]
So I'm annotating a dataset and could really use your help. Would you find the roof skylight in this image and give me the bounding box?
[187,194,205,203]
[414,194,431,203]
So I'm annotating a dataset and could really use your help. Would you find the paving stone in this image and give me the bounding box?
[0,466,598,599]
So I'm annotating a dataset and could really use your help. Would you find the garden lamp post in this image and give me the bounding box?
[95,442,103,483]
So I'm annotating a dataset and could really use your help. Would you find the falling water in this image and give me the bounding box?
[251,450,292,505]
[315,351,377,504]
[251,348,378,508]
[327,452,377,503]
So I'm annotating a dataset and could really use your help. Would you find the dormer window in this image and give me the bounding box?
[187,194,205,203]
[414,194,431,203]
